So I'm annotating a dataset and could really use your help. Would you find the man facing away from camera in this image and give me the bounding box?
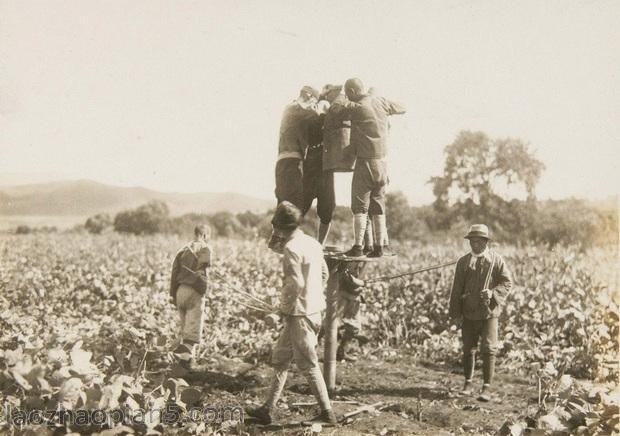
[247,201,337,426]
[337,78,406,258]
[169,224,212,369]
[448,224,512,401]
[300,90,335,244]
[275,86,321,210]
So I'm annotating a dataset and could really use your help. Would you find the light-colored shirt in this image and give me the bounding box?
[468,247,491,270]
[279,229,329,317]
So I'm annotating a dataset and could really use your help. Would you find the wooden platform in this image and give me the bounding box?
[323,246,397,262]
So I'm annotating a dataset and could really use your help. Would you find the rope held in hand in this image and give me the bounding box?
[365,260,457,284]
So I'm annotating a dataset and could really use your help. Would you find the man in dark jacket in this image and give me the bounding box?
[275,86,321,210]
[448,224,512,401]
[170,224,212,366]
[300,95,334,245]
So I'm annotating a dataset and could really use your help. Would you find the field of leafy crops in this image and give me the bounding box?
[0,233,617,435]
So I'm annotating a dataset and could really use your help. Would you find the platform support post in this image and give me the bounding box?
[323,259,339,393]
[323,257,370,393]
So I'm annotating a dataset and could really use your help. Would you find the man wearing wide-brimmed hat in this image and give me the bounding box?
[448,224,512,402]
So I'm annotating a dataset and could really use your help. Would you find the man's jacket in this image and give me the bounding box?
[335,94,406,159]
[448,251,512,320]
[278,101,321,160]
[279,229,329,317]
[170,240,212,301]
[322,94,354,172]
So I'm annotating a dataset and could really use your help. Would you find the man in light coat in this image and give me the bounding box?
[247,202,337,426]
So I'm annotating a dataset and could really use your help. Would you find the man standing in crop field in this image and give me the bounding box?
[337,78,406,258]
[169,224,212,368]
[275,86,321,210]
[247,201,337,426]
[448,224,513,401]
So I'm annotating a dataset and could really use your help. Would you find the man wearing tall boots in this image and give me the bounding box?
[247,202,338,426]
[448,224,513,401]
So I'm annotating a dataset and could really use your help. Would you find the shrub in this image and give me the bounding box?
[15,225,32,234]
[85,213,112,234]
[113,201,170,235]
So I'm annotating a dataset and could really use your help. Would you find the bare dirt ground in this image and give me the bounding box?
[155,352,537,435]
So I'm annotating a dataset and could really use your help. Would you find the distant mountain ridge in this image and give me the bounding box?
[0,179,273,217]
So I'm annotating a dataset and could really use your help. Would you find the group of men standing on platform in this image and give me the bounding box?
[274,78,406,258]
[168,79,513,427]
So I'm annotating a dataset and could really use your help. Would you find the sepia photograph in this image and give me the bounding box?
[0,1,618,434]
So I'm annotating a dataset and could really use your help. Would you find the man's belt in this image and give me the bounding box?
[277,151,303,161]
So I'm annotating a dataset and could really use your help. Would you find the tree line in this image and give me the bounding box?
[17,130,618,249]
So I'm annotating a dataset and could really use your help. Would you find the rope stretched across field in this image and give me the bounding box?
[206,259,457,312]
[210,269,275,314]
[364,260,457,284]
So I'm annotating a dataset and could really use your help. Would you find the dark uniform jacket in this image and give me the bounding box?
[278,101,321,160]
[448,251,512,320]
[170,240,212,301]
[322,95,354,171]
[335,95,406,159]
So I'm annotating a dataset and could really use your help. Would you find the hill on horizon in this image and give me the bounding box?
[0,180,273,220]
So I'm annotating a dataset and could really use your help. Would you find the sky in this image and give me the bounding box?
[1,0,618,206]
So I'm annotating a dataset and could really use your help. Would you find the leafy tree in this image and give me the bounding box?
[113,201,170,235]
[529,199,619,249]
[430,130,545,231]
[385,191,430,241]
[209,211,244,237]
[85,213,112,234]
[236,210,263,228]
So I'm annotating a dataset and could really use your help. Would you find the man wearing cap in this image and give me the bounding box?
[448,224,512,401]
[275,86,321,210]
[247,201,337,426]
[336,78,406,258]
[169,224,213,369]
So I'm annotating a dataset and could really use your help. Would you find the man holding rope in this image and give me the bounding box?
[169,224,213,369]
[448,224,512,401]
[247,201,337,426]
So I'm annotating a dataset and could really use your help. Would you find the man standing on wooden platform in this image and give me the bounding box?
[247,202,338,426]
[275,86,321,210]
[448,224,513,401]
[300,90,335,245]
[338,78,406,258]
